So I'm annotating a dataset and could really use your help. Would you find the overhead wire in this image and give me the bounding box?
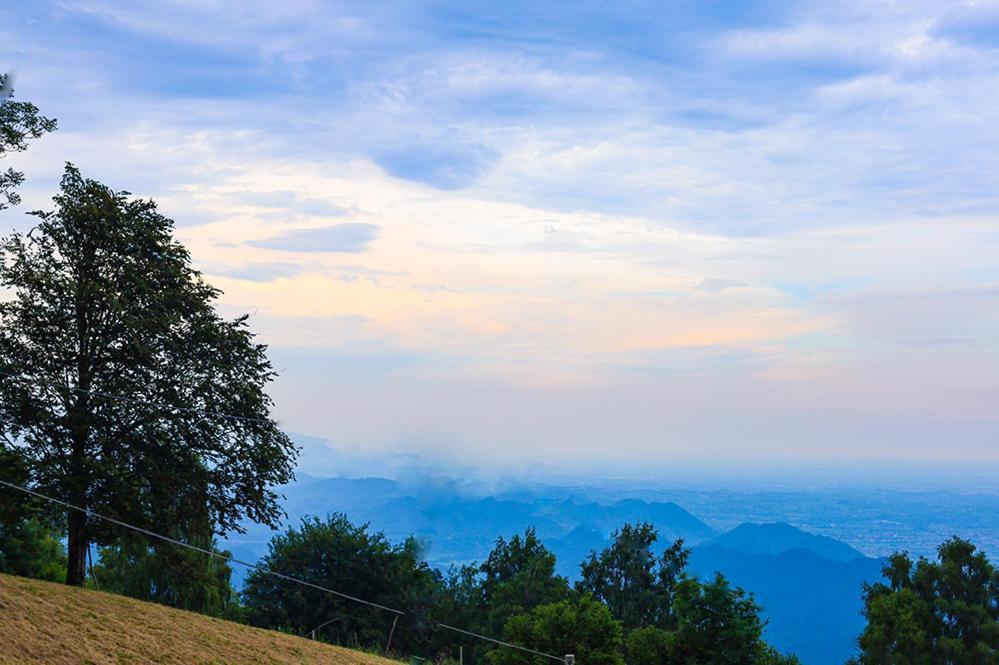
[0,479,569,663]
[0,479,403,615]
[437,623,568,663]
[0,370,571,661]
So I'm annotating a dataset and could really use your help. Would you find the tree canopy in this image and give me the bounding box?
[93,531,238,618]
[852,537,999,664]
[0,514,66,583]
[0,73,57,210]
[576,522,798,665]
[242,513,438,651]
[493,594,624,665]
[577,522,689,632]
[0,165,296,585]
[481,529,571,636]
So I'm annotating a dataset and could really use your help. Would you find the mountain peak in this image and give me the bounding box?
[709,522,865,562]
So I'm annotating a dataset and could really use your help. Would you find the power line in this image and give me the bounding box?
[0,479,402,615]
[0,479,569,663]
[438,623,568,663]
[0,368,276,426]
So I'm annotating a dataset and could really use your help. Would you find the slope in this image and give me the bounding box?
[0,573,400,665]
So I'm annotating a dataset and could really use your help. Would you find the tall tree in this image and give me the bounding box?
[851,537,999,664]
[0,165,296,585]
[481,529,571,633]
[417,530,571,664]
[627,575,800,665]
[668,574,777,665]
[242,513,438,652]
[0,73,57,210]
[577,522,688,632]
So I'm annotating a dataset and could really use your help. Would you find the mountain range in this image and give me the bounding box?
[225,473,885,665]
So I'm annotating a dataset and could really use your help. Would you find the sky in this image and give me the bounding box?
[3,1,999,471]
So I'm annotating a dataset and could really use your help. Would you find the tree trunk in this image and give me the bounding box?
[66,508,88,586]
[67,353,91,587]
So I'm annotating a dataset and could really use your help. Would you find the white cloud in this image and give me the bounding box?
[4,0,999,463]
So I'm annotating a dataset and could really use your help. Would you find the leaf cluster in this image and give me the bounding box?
[853,537,999,664]
[0,73,57,209]
[577,522,689,632]
[242,513,438,652]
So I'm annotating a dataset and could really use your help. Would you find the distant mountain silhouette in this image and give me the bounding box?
[229,475,715,575]
[225,474,884,665]
[708,522,866,562]
[689,544,883,665]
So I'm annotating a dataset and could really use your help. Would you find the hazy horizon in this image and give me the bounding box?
[289,432,999,496]
[5,1,999,467]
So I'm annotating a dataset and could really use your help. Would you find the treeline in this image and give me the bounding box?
[0,503,798,664]
[6,506,999,665]
[242,518,802,664]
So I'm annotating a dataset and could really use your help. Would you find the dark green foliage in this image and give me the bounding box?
[852,537,999,664]
[93,493,239,618]
[242,514,438,652]
[0,73,57,210]
[626,576,800,665]
[625,626,671,665]
[419,529,571,664]
[0,445,66,582]
[578,522,798,664]
[669,574,772,665]
[491,594,624,665]
[481,529,572,636]
[0,516,67,582]
[577,522,689,631]
[239,515,803,664]
[0,165,296,585]
[94,538,239,619]
[759,646,803,665]
[427,563,489,659]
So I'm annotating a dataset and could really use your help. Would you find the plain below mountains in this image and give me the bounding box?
[226,474,884,665]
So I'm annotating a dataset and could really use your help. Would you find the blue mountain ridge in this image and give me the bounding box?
[689,544,883,665]
[707,521,866,562]
[223,476,885,665]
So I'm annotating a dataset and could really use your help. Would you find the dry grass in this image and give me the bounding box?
[0,573,401,664]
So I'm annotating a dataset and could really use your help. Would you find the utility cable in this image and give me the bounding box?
[0,479,403,615]
[0,479,568,663]
[438,623,568,663]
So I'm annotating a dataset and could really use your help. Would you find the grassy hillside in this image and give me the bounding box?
[0,573,400,665]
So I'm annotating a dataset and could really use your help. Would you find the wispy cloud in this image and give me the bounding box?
[247,223,379,253]
[696,278,748,293]
[5,0,999,462]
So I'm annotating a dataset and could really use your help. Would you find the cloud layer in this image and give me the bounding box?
[3,0,999,467]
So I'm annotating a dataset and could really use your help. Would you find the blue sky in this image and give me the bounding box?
[3,1,999,469]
